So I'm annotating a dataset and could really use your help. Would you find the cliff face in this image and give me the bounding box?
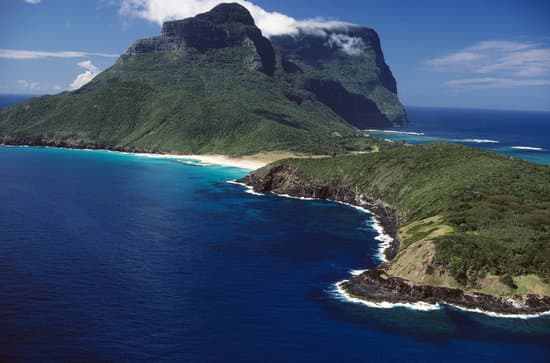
[127,3,276,75]
[127,3,406,128]
[271,28,407,127]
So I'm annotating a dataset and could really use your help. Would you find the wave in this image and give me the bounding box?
[443,303,550,319]
[349,269,368,276]
[364,129,425,136]
[174,160,212,167]
[511,146,545,151]
[449,138,500,144]
[227,180,265,196]
[276,193,319,201]
[331,280,441,312]
[363,130,502,145]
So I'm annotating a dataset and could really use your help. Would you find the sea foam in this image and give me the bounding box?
[449,138,500,144]
[331,280,441,312]
[227,180,265,196]
[331,276,550,319]
[511,146,545,151]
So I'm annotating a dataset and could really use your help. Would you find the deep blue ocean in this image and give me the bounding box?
[367,106,550,165]
[1,96,550,362]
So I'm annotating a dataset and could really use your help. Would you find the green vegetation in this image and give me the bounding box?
[0,50,383,155]
[268,143,550,288]
[0,3,405,155]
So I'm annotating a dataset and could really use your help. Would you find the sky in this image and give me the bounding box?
[1,0,549,111]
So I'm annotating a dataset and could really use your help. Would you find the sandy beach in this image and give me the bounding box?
[132,152,269,170]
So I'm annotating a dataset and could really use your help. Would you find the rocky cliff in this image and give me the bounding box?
[127,3,276,76]
[272,28,407,127]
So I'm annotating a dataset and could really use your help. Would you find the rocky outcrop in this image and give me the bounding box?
[239,164,402,260]
[240,163,550,315]
[343,269,550,315]
[126,3,276,76]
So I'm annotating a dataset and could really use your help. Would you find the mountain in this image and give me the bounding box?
[0,3,405,155]
[241,143,550,314]
[271,28,407,127]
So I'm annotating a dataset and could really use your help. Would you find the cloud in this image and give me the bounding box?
[17,80,41,91]
[427,52,482,68]
[444,77,550,89]
[0,49,118,60]
[24,0,41,4]
[118,0,351,37]
[428,39,550,88]
[326,34,365,55]
[70,60,101,90]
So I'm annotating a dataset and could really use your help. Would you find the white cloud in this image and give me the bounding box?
[326,34,365,55]
[118,0,351,37]
[24,0,41,4]
[17,80,41,90]
[428,39,550,88]
[0,49,118,60]
[444,77,550,89]
[427,51,482,68]
[468,40,536,52]
[477,48,550,76]
[70,60,101,90]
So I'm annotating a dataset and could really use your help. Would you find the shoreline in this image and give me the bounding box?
[0,144,268,170]
[6,144,549,318]
[239,163,550,318]
[333,280,550,319]
[229,179,395,262]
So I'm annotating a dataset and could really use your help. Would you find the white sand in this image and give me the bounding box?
[132,152,268,170]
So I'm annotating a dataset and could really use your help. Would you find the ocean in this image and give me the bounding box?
[1,97,549,362]
[367,106,550,165]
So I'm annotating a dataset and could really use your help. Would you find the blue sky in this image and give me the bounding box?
[1,0,549,111]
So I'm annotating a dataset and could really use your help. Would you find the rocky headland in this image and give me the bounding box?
[239,162,550,315]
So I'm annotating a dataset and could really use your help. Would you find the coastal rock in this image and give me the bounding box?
[343,269,550,315]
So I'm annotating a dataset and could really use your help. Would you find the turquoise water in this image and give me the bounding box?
[1,146,549,362]
[367,106,550,165]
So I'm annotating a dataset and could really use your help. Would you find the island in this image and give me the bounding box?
[1,3,549,316]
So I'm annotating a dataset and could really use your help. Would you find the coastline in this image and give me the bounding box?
[5,144,549,318]
[0,144,268,170]
[239,163,550,318]
[333,280,550,319]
